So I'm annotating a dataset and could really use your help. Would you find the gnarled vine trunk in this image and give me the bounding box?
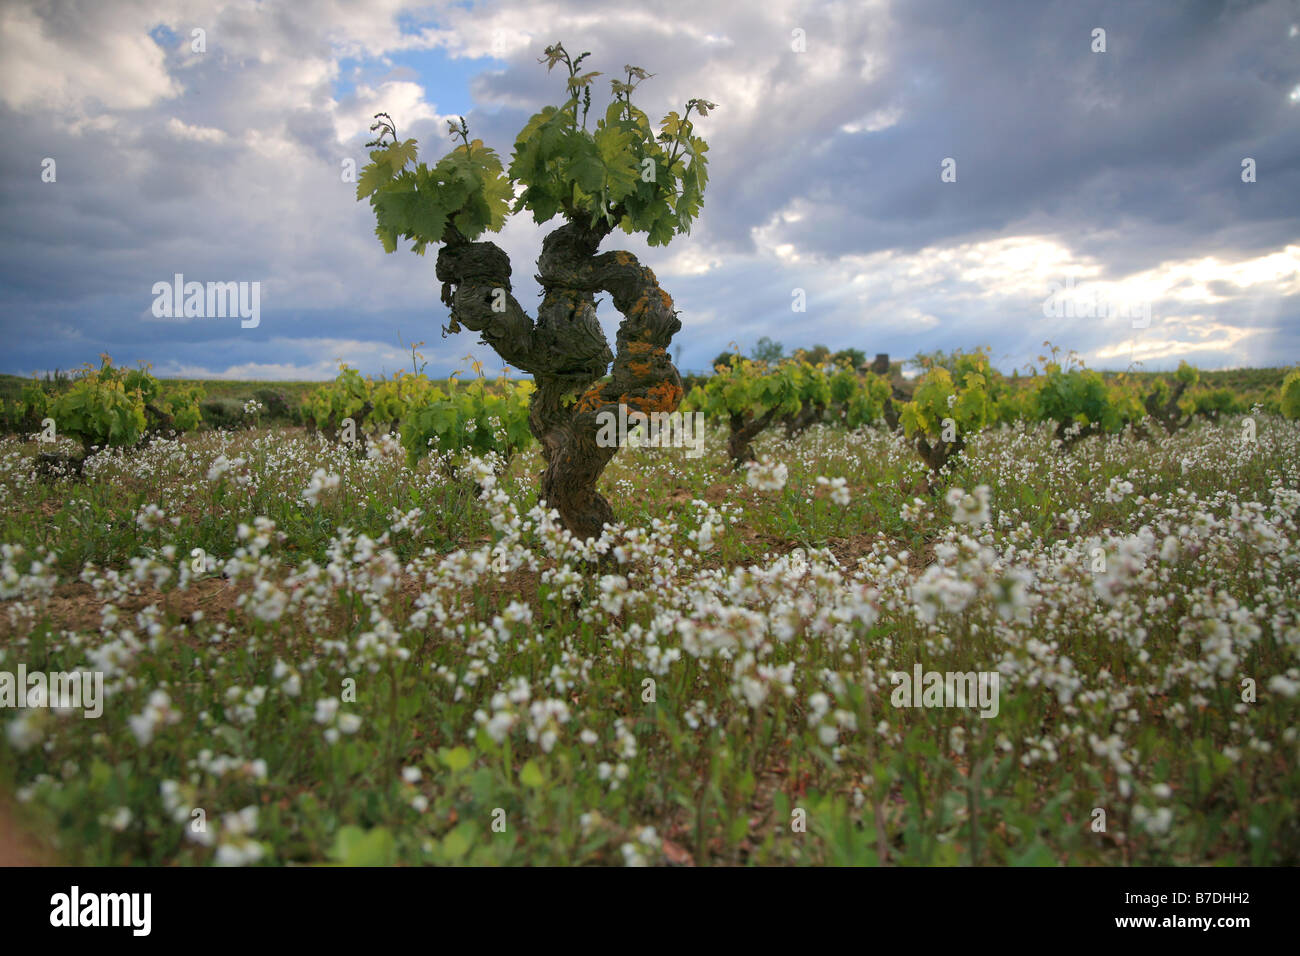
[726,407,778,467]
[915,434,964,473]
[1144,380,1192,435]
[882,384,909,432]
[435,220,682,541]
[781,400,825,438]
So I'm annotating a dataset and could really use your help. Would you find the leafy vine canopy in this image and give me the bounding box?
[356,42,715,255]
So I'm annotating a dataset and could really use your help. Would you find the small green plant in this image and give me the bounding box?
[46,357,159,456]
[305,364,374,441]
[899,349,994,473]
[1029,348,1142,446]
[1190,386,1246,421]
[828,365,891,429]
[18,380,50,432]
[370,370,436,434]
[400,367,534,473]
[684,356,813,466]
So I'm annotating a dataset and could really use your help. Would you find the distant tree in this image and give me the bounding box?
[711,350,737,372]
[803,343,831,365]
[831,347,867,368]
[750,336,785,364]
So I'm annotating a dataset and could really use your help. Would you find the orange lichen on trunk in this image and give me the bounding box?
[624,342,666,379]
[628,380,683,413]
[575,383,608,414]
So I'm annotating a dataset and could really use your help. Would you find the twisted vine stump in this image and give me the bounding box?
[436,221,682,541]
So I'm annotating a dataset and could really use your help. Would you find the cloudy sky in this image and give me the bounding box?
[1,0,1297,381]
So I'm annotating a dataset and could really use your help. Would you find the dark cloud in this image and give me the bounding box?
[757,0,1299,261]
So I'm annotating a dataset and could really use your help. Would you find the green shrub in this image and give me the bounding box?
[253,387,293,421]
[200,397,247,430]
[1281,369,1300,420]
[400,376,533,469]
[50,367,147,452]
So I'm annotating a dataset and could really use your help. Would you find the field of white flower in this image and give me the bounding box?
[1,413,1297,865]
